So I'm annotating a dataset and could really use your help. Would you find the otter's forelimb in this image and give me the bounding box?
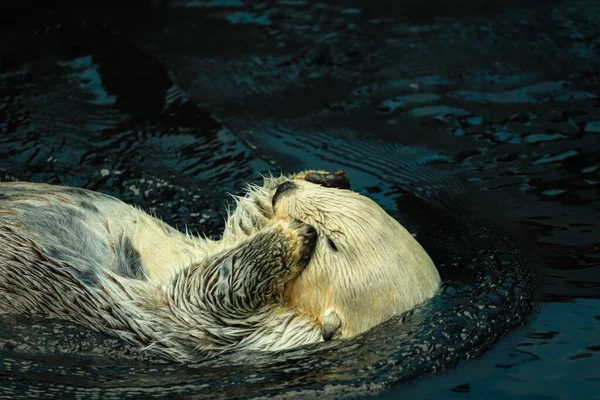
[154,218,318,355]
[173,218,317,315]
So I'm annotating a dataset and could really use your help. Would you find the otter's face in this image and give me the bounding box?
[271,180,440,340]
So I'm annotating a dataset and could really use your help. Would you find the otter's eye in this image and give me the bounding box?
[327,238,338,252]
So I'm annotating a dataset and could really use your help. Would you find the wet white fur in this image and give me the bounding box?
[0,173,440,361]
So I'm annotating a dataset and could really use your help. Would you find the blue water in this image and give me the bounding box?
[0,0,598,398]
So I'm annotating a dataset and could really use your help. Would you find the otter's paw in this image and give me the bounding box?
[294,170,350,190]
[274,218,318,273]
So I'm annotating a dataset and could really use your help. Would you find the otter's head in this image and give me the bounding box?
[271,179,440,341]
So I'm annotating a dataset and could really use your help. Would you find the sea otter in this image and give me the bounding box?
[0,171,440,362]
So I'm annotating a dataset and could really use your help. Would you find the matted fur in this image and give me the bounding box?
[0,172,440,362]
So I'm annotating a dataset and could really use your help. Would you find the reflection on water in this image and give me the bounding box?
[0,0,598,398]
[398,299,600,400]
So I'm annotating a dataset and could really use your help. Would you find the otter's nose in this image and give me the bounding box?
[272,181,297,208]
[305,170,350,190]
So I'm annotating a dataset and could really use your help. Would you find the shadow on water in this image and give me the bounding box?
[0,0,598,398]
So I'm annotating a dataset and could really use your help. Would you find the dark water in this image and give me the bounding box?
[0,0,598,398]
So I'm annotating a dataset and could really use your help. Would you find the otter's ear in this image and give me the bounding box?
[321,309,342,341]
